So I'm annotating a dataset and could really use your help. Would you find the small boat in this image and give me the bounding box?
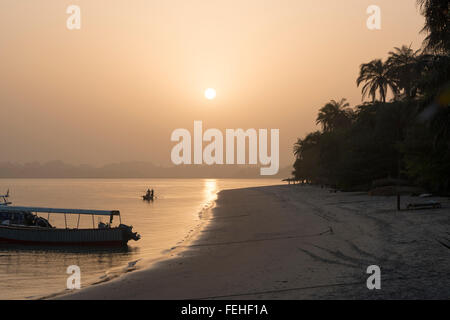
[142,194,154,201]
[0,193,140,247]
[142,189,155,201]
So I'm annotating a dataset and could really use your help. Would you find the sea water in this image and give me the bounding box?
[0,178,279,299]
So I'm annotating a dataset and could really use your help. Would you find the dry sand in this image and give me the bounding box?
[56,185,450,299]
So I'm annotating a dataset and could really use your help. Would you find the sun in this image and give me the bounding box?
[204,88,216,100]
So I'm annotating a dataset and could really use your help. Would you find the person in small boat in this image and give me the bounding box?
[143,188,155,200]
[22,212,52,228]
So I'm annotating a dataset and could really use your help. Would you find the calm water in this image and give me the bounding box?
[0,178,279,299]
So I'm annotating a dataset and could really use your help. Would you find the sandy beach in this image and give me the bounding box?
[56,185,450,300]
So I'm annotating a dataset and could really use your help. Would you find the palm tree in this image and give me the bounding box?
[417,0,450,54]
[387,45,422,99]
[292,131,322,183]
[357,59,398,103]
[293,131,322,159]
[316,99,353,132]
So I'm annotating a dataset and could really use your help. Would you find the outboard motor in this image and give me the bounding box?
[119,224,141,241]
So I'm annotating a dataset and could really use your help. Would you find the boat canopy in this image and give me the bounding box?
[0,206,120,216]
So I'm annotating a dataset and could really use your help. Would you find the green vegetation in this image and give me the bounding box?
[293,1,450,194]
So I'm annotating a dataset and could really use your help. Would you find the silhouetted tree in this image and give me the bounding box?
[293,132,322,183]
[316,99,353,132]
[387,45,422,99]
[291,1,450,193]
[357,59,398,103]
[417,0,450,54]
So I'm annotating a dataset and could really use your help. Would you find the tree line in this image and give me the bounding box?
[292,0,450,194]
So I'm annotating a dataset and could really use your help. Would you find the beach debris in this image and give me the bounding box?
[419,193,433,198]
[406,200,442,210]
[437,238,450,250]
[124,259,141,272]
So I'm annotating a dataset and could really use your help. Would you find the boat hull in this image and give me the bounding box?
[0,225,131,247]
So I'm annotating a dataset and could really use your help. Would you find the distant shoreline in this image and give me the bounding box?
[0,161,292,179]
[0,177,283,180]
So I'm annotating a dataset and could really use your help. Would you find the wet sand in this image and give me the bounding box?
[56,185,450,299]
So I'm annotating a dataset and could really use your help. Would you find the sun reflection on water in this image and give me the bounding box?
[204,179,218,204]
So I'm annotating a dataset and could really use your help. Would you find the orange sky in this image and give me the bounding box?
[0,0,425,167]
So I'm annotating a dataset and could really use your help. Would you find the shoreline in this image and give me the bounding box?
[41,191,218,300]
[55,185,450,299]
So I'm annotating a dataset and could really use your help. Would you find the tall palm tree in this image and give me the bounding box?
[316,99,353,132]
[357,59,398,103]
[417,0,450,54]
[387,45,422,99]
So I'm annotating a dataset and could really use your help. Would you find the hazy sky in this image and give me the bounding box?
[0,0,425,167]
